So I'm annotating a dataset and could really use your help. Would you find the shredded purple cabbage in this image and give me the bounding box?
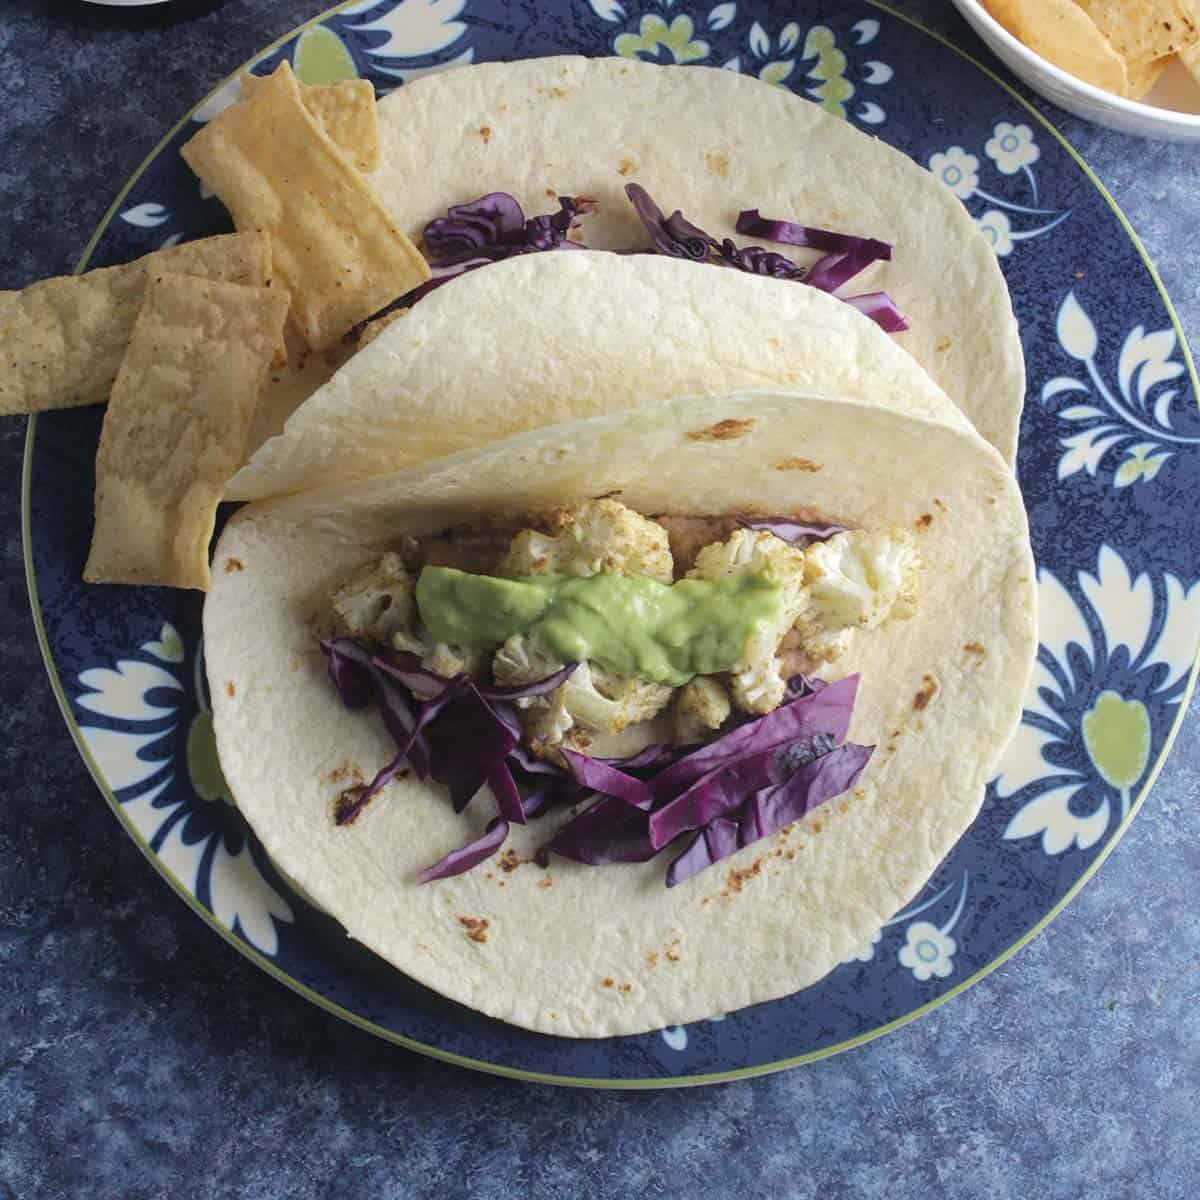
[737,516,848,545]
[649,675,858,799]
[736,209,892,262]
[384,188,907,334]
[561,749,653,811]
[547,677,870,884]
[624,184,905,329]
[324,635,872,887]
[545,795,659,866]
[422,193,594,267]
[843,291,910,333]
[668,742,873,886]
[417,818,511,884]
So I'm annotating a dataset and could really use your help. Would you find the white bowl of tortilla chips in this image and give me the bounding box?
[953,0,1200,141]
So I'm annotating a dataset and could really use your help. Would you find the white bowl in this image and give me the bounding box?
[950,0,1200,141]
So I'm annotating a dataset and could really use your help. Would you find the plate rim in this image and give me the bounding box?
[20,0,1200,1089]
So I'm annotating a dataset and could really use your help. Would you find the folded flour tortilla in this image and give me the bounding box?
[205,392,1036,1036]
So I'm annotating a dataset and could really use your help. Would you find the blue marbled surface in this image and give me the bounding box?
[2,1,1199,1195]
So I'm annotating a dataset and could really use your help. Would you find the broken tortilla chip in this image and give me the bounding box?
[242,71,380,172]
[1074,0,1197,65]
[84,273,290,590]
[181,61,429,351]
[0,231,272,416]
[984,0,1130,94]
[1123,53,1172,99]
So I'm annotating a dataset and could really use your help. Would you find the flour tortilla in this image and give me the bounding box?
[206,392,1036,1037]
[367,56,1022,460]
[227,251,972,501]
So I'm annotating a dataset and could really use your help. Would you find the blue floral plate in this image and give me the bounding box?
[23,0,1200,1086]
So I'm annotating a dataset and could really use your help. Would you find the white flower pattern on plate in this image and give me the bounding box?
[997,548,1200,855]
[1041,291,1200,489]
[928,147,979,199]
[976,209,1014,256]
[899,922,957,981]
[985,121,1040,174]
[929,123,1069,252]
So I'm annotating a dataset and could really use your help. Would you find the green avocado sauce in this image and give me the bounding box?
[415,567,784,687]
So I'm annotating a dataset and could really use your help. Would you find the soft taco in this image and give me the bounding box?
[228,251,972,501]
[227,55,1021,501]
[205,392,1036,1037]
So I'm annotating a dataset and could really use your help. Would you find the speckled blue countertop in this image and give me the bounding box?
[3,1,1200,1195]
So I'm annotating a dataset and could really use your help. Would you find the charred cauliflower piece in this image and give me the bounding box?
[494,635,673,748]
[498,499,673,582]
[688,529,809,715]
[672,676,732,744]
[331,552,414,646]
[332,552,483,678]
[796,529,920,659]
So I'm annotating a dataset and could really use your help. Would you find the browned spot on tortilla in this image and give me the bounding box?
[497,849,528,874]
[478,125,491,144]
[498,102,508,112]
[666,951,681,963]
[915,513,933,530]
[545,187,556,198]
[224,682,235,697]
[323,760,363,787]
[785,849,795,860]
[619,983,632,994]
[602,977,615,988]
[773,457,822,473]
[886,743,897,754]
[537,876,553,889]
[724,858,764,895]
[704,151,729,178]
[811,820,823,834]
[964,642,985,657]
[617,158,635,176]
[647,951,659,968]
[933,498,946,509]
[913,673,938,711]
[687,418,755,442]
[224,557,244,573]
[538,85,570,98]
[458,916,490,944]
[838,798,850,815]
[934,336,952,353]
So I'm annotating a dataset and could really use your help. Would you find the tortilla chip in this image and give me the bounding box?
[242,325,356,465]
[1123,53,1172,98]
[1180,38,1200,82]
[1075,0,1197,64]
[84,273,290,590]
[0,232,272,416]
[242,72,380,172]
[984,0,1129,93]
[181,61,429,351]
[357,306,408,349]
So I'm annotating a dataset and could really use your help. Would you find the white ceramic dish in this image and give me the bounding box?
[951,0,1200,141]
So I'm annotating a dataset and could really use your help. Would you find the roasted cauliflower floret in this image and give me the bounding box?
[331,552,414,646]
[498,499,673,582]
[672,676,732,744]
[796,529,920,659]
[331,552,483,677]
[688,529,809,715]
[494,634,673,747]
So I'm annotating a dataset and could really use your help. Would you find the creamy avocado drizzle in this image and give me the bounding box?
[416,567,784,686]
